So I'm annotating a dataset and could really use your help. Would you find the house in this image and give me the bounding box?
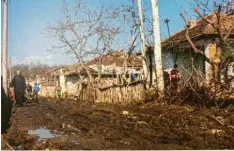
[85,50,143,76]
[63,50,143,97]
[39,50,143,98]
[160,12,234,83]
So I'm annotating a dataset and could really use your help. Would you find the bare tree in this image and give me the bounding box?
[191,0,234,18]
[151,0,165,96]
[137,0,148,81]
[12,63,56,80]
[126,0,156,86]
[45,0,128,101]
[180,1,234,89]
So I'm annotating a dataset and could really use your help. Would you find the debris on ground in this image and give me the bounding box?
[1,99,234,150]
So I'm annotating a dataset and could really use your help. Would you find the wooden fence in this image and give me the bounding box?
[76,80,146,103]
[39,80,146,104]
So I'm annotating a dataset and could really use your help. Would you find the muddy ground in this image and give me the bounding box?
[1,98,234,150]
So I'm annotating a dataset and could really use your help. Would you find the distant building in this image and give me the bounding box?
[85,50,143,75]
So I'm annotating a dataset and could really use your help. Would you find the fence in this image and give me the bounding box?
[94,80,145,103]
[39,80,146,104]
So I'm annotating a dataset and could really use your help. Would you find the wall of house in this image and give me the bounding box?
[162,41,218,84]
[175,51,192,80]
[89,64,142,76]
[162,48,206,82]
[177,50,206,81]
[59,69,67,96]
[66,81,79,96]
[39,85,56,98]
[65,74,80,97]
[162,50,174,70]
[205,42,217,83]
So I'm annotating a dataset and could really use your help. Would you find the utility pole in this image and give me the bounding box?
[164,18,171,37]
[2,0,9,93]
[151,0,165,96]
[137,0,148,81]
[29,57,32,81]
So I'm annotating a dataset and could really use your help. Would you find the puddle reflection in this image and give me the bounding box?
[28,127,56,140]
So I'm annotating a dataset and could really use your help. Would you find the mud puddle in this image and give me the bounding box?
[2,99,234,150]
[28,127,57,141]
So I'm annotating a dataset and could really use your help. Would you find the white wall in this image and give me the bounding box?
[162,50,174,70]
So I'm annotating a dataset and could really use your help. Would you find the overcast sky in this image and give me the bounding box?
[3,0,202,66]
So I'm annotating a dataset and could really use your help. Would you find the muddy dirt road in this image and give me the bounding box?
[2,99,234,150]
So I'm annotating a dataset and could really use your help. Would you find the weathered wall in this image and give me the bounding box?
[205,42,217,83]
[162,48,206,82]
[59,69,67,94]
[39,85,56,98]
[89,64,142,76]
[162,50,174,70]
[66,81,79,96]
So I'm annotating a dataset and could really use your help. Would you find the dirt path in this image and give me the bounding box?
[1,99,234,150]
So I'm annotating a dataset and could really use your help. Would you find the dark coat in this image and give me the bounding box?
[1,82,12,134]
[10,75,27,93]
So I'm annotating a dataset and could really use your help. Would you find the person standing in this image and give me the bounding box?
[169,64,182,92]
[32,83,40,101]
[55,83,62,99]
[10,70,27,107]
[27,83,32,99]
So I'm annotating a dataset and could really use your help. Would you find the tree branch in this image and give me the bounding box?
[224,26,234,41]
[194,7,215,26]
[180,12,214,65]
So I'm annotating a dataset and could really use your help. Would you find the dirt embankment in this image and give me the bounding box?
[2,99,234,150]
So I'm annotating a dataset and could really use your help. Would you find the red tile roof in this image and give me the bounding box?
[162,12,234,48]
[85,50,143,67]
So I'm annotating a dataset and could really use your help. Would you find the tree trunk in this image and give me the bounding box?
[137,0,148,82]
[2,0,8,93]
[151,0,165,96]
